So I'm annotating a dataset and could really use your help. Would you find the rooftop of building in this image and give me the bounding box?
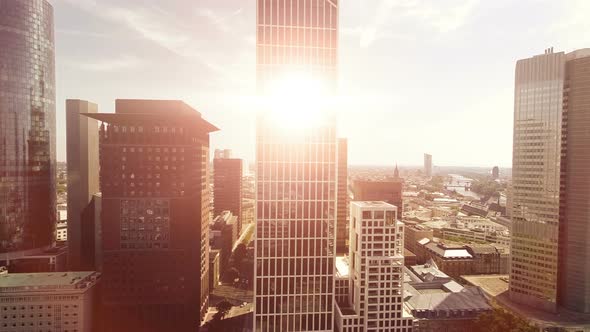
[405,286,491,317]
[0,271,100,292]
[462,274,509,297]
[408,261,451,282]
[352,201,396,209]
[425,242,473,259]
[335,256,350,278]
[84,99,219,132]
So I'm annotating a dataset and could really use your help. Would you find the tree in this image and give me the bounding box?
[215,300,233,319]
[473,308,537,332]
[208,300,233,332]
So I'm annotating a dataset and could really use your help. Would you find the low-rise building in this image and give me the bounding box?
[404,262,492,332]
[2,245,68,273]
[404,224,433,255]
[0,271,101,332]
[413,239,509,278]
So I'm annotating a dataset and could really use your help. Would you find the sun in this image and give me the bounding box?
[262,72,332,129]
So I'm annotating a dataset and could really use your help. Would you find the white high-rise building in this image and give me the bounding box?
[335,201,414,332]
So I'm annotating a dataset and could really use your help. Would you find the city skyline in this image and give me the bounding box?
[51,0,590,167]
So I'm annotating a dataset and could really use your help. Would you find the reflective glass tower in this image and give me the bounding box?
[0,0,56,254]
[255,1,339,331]
[510,48,590,314]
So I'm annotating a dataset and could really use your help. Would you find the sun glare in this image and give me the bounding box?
[263,72,331,129]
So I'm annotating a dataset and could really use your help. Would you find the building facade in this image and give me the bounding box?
[0,0,56,255]
[213,153,243,234]
[336,138,348,254]
[352,180,403,217]
[334,201,414,332]
[254,0,340,331]
[66,99,99,271]
[88,100,217,331]
[510,48,590,313]
[559,49,590,313]
[423,154,432,178]
[0,271,100,332]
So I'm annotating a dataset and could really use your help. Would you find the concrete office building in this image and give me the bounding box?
[87,100,217,331]
[213,152,243,233]
[423,154,432,178]
[0,271,100,332]
[254,0,339,331]
[0,0,56,255]
[334,201,414,332]
[336,138,348,254]
[66,100,99,271]
[510,48,590,313]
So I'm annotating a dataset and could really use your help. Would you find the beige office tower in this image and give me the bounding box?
[510,48,590,313]
[255,0,339,331]
[66,99,99,271]
[335,201,414,332]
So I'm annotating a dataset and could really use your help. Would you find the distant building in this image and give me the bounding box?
[66,99,100,271]
[353,180,404,216]
[405,261,492,332]
[214,149,232,159]
[209,249,220,290]
[0,271,101,332]
[334,201,414,332]
[404,224,433,255]
[336,138,349,254]
[56,222,67,242]
[210,211,238,272]
[213,152,243,234]
[413,239,509,278]
[88,99,217,331]
[423,154,432,178]
[491,166,500,179]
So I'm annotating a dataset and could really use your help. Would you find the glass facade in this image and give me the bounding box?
[256,0,338,93]
[510,51,565,312]
[255,1,340,331]
[0,0,56,253]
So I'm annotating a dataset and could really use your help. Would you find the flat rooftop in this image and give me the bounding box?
[462,274,509,297]
[352,201,396,208]
[0,271,98,290]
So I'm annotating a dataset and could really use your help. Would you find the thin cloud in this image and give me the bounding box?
[351,0,480,47]
[67,55,146,72]
[196,7,243,33]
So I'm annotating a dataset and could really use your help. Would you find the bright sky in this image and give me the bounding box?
[53,0,590,167]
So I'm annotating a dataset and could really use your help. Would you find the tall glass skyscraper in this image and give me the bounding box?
[510,48,590,313]
[0,0,56,254]
[254,1,339,331]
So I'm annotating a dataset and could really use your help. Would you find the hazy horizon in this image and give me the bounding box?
[53,0,589,167]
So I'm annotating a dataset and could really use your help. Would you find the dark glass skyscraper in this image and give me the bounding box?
[0,0,56,254]
[88,100,217,331]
